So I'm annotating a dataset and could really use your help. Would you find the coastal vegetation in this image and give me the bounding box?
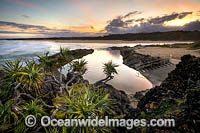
[0,48,120,132]
[153,41,200,49]
[0,45,200,132]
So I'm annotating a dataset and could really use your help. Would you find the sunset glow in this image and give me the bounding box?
[164,14,200,26]
[0,0,200,38]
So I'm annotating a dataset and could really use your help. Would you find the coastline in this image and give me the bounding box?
[33,39,192,44]
[114,46,200,87]
[136,46,200,59]
[139,60,177,86]
[135,46,200,86]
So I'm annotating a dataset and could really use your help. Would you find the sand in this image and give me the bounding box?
[51,40,192,44]
[136,47,200,59]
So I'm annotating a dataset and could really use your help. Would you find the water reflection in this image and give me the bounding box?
[83,49,153,94]
[0,40,156,94]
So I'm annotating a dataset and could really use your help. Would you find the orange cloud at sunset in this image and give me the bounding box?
[164,13,200,26]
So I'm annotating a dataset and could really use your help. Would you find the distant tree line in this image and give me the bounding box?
[2,30,200,41]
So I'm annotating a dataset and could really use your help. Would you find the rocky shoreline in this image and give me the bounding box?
[137,55,200,132]
[108,48,200,131]
[110,46,177,86]
[49,49,94,60]
[104,48,200,132]
[1,46,200,132]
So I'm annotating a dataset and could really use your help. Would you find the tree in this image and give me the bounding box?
[53,85,114,132]
[102,60,119,83]
[1,59,23,101]
[37,51,57,72]
[13,60,45,96]
[0,100,18,131]
[72,59,88,75]
[0,50,118,132]
[57,47,72,83]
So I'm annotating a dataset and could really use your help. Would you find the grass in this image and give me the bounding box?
[158,44,192,48]
[140,99,186,119]
[140,101,171,118]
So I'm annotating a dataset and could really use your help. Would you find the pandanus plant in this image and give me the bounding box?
[55,85,114,133]
[2,59,45,97]
[102,60,119,83]
[0,100,18,131]
[1,59,22,75]
[37,51,57,72]
[21,100,47,119]
[64,59,88,96]
[57,47,73,82]
[13,60,45,96]
[72,59,88,75]
[1,59,23,101]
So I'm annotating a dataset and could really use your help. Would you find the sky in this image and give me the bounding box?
[0,0,200,38]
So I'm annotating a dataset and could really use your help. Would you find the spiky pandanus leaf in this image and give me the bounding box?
[37,51,57,72]
[13,61,45,94]
[103,61,119,78]
[0,100,18,131]
[72,59,88,74]
[21,100,47,118]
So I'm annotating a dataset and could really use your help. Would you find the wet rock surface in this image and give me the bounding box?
[119,47,171,71]
[112,46,177,86]
[49,49,94,60]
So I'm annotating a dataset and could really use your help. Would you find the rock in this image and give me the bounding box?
[116,46,171,71]
[127,89,150,109]
[95,83,138,118]
[136,55,200,132]
[134,90,149,100]
[49,49,94,60]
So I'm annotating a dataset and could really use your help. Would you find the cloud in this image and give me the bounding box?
[1,11,199,38]
[124,11,142,18]
[0,21,102,38]
[105,11,142,33]
[125,23,178,33]
[0,31,27,34]
[178,12,193,19]
[21,15,30,18]
[105,17,127,33]
[105,11,199,34]
[183,21,200,31]
[0,21,49,31]
[148,12,192,24]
